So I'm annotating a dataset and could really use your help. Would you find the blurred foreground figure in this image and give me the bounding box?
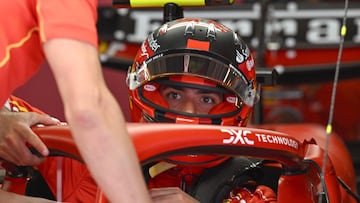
[0,1,151,202]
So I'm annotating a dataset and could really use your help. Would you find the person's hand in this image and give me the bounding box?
[150,187,200,203]
[0,111,60,165]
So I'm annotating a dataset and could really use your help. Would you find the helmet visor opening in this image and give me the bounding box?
[139,82,241,119]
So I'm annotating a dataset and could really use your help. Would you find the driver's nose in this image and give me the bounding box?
[181,100,196,114]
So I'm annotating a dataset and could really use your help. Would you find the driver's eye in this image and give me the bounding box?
[167,92,181,100]
[201,97,214,104]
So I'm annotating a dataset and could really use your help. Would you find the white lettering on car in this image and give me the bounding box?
[254,133,299,149]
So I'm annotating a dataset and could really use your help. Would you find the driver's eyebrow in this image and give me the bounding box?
[160,85,185,93]
[197,89,217,94]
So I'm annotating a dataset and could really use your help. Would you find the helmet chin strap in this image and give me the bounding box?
[319,0,349,202]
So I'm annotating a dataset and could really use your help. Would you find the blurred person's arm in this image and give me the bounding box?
[0,190,56,203]
[43,38,152,203]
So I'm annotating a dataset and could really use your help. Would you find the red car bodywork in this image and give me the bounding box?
[1,123,358,203]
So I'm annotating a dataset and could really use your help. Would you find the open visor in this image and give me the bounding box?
[127,51,258,106]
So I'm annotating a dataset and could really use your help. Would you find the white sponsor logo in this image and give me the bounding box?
[148,34,160,52]
[226,96,237,104]
[246,57,254,71]
[143,84,157,91]
[140,42,149,58]
[222,129,255,145]
[235,50,245,64]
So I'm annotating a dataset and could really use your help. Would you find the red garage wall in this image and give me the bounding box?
[13,63,131,122]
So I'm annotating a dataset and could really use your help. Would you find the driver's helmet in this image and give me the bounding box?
[127,18,258,167]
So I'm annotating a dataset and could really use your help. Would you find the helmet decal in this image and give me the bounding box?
[241,42,251,59]
[235,49,245,64]
[226,96,237,104]
[140,42,150,59]
[246,56,255,71]
[148,34,160,52]
[186,39,210,51]
[143,84,157,92]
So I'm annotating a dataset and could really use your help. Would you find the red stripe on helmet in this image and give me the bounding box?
[186,39,210,51]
